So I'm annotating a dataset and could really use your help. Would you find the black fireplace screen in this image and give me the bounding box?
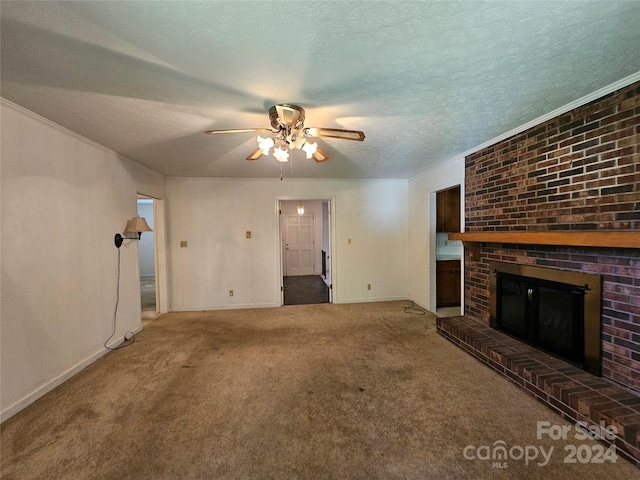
[490,261,601,376]
[496,273,585,366]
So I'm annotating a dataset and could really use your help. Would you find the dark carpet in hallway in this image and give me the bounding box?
[283,275,329,305]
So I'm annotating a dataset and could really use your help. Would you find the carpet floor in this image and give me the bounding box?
[1,302,637,479]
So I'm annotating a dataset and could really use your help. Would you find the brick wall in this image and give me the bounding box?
[463,81,640,393]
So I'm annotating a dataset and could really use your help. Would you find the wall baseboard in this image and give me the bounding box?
[0,328,141,423]
[169,303,280,312]
[169,298,415,311]
[334,296,409,305]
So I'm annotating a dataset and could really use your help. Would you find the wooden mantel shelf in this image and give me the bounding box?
[448,231,640,257]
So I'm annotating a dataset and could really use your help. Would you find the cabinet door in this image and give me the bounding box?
[436,260,461,307]
[436,190,446,232]
[444,186,461,232]
[436,186,461,233]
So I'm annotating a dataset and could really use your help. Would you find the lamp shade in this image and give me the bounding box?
[125,216,152,234]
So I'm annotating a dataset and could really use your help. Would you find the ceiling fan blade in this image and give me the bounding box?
[312,148,329,163]
[204,128,273,135]
[305,127,365,142]
[246,148,264,161]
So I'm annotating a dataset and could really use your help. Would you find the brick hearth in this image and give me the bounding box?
[437,315,640,467]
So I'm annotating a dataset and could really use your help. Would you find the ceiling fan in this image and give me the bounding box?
[204,104,365,163]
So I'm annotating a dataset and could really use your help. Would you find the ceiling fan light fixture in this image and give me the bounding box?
[257,136,274,155]
[302,141,318,159]
[205,104,364,168]
[273,145,289,163]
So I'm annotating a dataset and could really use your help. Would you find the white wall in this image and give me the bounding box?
[0,100,166,421]
[166,177,409,309]
[408,157,465,310]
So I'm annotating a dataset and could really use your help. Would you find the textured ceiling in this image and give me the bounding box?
[1,1,639,179]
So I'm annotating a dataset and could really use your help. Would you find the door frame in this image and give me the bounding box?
[136,192,168,314]
[429,181,464,313]
[276,196,336,305]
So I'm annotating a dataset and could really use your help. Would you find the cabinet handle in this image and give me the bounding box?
[527,288,533,301]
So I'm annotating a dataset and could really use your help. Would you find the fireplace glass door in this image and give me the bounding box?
[496,273,586,366]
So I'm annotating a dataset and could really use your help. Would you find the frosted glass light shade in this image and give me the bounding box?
[257,136,274,155]
[273,146,289,162]
[302,141,318,159]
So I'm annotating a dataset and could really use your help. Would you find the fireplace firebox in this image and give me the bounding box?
[489,262,602,376]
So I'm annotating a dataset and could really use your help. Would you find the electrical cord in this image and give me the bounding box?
[104,247,136,350]
[404,301,426,315]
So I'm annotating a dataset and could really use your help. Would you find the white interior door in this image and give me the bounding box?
[285,213,315,276]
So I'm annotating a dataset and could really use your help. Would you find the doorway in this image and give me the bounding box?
[137,194,167,323]
[279,199,333,305]
[137,196,156,321]
[432,184,463,316]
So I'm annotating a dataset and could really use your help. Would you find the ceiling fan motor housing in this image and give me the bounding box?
[269,104,306,129]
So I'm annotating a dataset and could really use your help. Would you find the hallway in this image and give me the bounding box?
[283,275,329,305]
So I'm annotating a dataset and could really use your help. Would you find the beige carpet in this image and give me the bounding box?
[1,302,637,479]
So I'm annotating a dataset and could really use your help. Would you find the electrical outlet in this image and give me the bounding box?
[246,231,251,238]
[180,241,188,248]
[367,284,371,290]
[229,290,234,297]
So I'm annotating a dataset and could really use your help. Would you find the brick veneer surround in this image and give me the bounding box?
[462,80,640,393]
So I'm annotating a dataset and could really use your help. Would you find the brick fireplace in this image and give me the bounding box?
[437,80,640,466]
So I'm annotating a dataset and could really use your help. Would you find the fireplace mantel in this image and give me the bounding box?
[449,231,640,258]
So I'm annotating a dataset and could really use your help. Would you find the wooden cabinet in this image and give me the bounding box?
[436,186,461,233]
[436,260,461,307]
